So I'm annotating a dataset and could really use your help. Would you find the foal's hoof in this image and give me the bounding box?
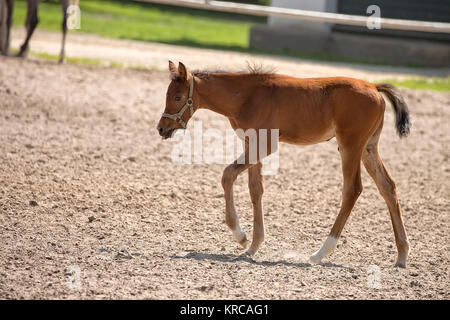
[394,249,408,268]
[309,255,322,264]
[233,228,248,249]
[309,252,323,264]
[394,260,406,268]
[238,237,249,249]
[309,236,337,264]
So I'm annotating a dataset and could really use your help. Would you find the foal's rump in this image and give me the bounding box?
[323,78,411,140]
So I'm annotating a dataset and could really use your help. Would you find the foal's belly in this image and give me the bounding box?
[280,123,336,146]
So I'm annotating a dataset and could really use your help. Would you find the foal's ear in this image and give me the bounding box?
[178,62,188,82]
[168,60,178,80]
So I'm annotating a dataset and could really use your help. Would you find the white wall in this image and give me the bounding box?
[269,0,337,33]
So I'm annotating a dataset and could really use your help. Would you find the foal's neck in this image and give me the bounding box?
[194,73,246,119]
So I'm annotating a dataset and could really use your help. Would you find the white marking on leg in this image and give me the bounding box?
[310,236,338,264]
[232,226,246,243]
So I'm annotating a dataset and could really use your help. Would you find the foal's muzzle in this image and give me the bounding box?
[156,122,176,140]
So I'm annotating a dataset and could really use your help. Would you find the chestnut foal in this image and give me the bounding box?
[157,61,411,268]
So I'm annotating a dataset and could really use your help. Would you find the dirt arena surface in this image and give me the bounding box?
[0,56,449,299]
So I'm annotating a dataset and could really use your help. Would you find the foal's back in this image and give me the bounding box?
[241,74,384,146]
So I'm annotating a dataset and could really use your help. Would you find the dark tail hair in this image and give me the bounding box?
[376,83,411,138]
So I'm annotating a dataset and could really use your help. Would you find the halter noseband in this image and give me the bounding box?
[161,75,195,129]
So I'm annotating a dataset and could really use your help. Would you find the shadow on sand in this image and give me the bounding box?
[170,251,349,269]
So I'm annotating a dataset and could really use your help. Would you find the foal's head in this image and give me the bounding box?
[157,61,194,139]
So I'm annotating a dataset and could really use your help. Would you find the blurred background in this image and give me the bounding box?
[4,0,448,89]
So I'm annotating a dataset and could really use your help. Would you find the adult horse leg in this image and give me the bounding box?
[0,0,7,55]
[1,0,14,55]
[362,121,409,267]
[310,133,367,264]
[59,0,69,63]
[17,0,39,58]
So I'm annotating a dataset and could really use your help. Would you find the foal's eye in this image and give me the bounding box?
[174,96,181,102]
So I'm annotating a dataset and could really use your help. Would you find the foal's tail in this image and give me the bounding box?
[376,83,411,138]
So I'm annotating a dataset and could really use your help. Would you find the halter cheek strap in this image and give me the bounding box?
[161,75,195,129]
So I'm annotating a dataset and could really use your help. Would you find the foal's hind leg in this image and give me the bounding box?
[310,142,364,264]
[362,125,409,267]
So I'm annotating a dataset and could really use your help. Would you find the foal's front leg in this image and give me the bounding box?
[221,160,252,249]
[247,162,264,255]
[221,130,274,254]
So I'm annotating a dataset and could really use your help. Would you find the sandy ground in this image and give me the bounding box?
[0,49,449,299]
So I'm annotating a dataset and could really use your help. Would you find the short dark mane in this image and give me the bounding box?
[246,62,276,75]
[192,63,276,80]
